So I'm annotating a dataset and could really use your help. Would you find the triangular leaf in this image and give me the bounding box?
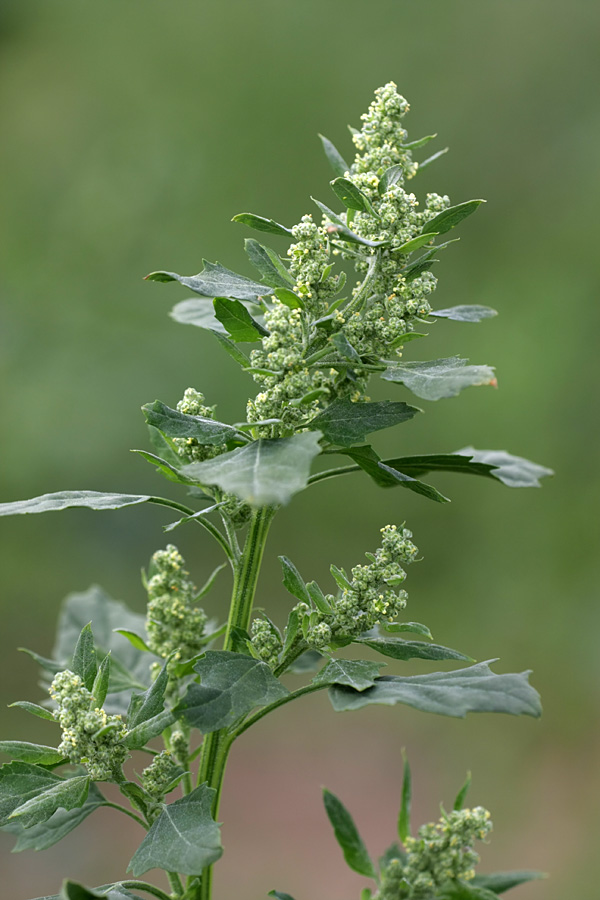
[355,637,471,663]
[142,400,237,444]
[245,239,293,289]
[7,782,106,852]
[9,775,90,828]
[72,623,97,691]
[146,260,271,302]
[213,297,269,342]
[312,659,384,691]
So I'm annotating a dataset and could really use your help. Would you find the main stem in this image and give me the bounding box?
[195,505,275,900]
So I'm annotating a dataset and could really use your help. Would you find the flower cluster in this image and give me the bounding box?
[145,544,207,661]
[141,750,181,800]
[49,669,127,781]
[305,525,419,649]
[173,387,221,463]
[379,807,493,899]
[250,617,283,669]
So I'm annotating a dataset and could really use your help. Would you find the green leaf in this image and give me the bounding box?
[0,762,62,826]
[9,775,90,828]
[124,710,175,750]
[337,445,450,502]
[312,198,386,248]
[131,450,195,486]
[72,623,97,691]
[127,657,169,729]
[437,882,499,900]
[274,287,304,310]
[181,432,322,506]
[421,200,485,235]
[19,648,63,676]
[382,356,496,401]
[398,751,411,843]
[330,177,378,217]
[309,400,419,448]
[453,772,471,811]
[142,400,237,444]
[147,424,181,468]
[114,630,152,653]
[417,146,449,171]
[430,305,497,322]
[245,239,293,289]
[330,332,362,364]
[0,742,63,766]
[312,660,384,691]
[170,298,229,333]
[279,556,311,604]
[174,651,288,733]
[455,448,553,488]
[382,622,433,639]
[319,134,350,177]
[323,788,377,879]
[146,260,271,302]
[288,650,323,674]
[128,783,223,877]
[210,330,252,367]
[329,661,542,718]
[60,883,107,900]
[232,213,293,238]
[306,581,332,614]
[355,637,471,663]
[378,164,405,194]
[471,871,547,893]
[8,701,56,722]
[7,782,105,852]
[0,492,151,517]
[269,891,297,900]
[213,296,269,342]
[392,233,438,254]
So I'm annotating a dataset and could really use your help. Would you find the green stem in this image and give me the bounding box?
[103,802,148,830]
[195,505,275,900]
[119,882,173,900]
[230,683,326,740]
[148,497,233,561]
[168,871,185,896]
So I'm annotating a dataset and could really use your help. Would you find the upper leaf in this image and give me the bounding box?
[319,134,350,177]
[329,661,542,718]
[146,260,271,302]
[245,239,293,290]
[174,651,288,733]
[128,783,223,877]
[232,213,293,238]
[430,305,497,322]
[312,659,384,691]
[72,623,97,691]
[382,356,496,401]
[142,400,237,444]
[308,400,420,447]
[330,177,378,217]
[127,657,170,730]
[213,297,269,342]
[323,788,377,880]
[354,637,471,663]
[421,200,485,236]
[471,871,547,894]
[5,782,106,853]
[181,432,323,506]
[0,492,150,517]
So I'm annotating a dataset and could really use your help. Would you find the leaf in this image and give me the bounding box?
[127,657,170,729]
[8,701,56,722]
[319,134,350,177]
[7,782,106,852]
[114,630,152,653]
[471,871,547,893]
[378,164,405,194]
[60,883,107,900]
[421,200,485,235]
[0,742,64,766]
[392,233,438,254]
[308,400,420,447]
[455,448,553,488]
[453,772,471,811]
[279,556,311,604]
[182,432,322,506]
[430,305,497,322]
[382,356,496,401]
[337,446,450,501]
[418,146,449,170]
[355,637,471,663]
[288,650,323,674]
[142,400,237,444]
[382,622,433,639]
[245,239,293,289]
[0,762,62,826]
[312,660,384,691]
[213,297,269,342]
[398,751,411,843]
[269,892,297,900]
[437,882,499,900]
[170,298,229,333]
[9,775,90,828]
[124,710,175,750]
[72,624,97,691]
[210,330,252,367]
[377,452,497,482]
[330,332,362,364]
[145,260,271,302]
[128,783,223,877]
[132,450,193,486]
[0,492,150,517]
[174,651,288,733]
[312,198,386,248]
[329,661,542,718]
[274,287,304,310]
[330,177,378,217]
[377,464,451,503]
[232,213,293,238]
[323,789,377,879]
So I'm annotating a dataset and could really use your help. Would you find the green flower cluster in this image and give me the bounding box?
[173,387,221,462]
[141,750,181,800]
[145,544,207,661]
[49,670,127,781]
[379,807,493,899]
[250,617,283,669]
[305,524,418,649]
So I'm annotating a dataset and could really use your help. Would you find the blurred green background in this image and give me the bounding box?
[0,0,598,897]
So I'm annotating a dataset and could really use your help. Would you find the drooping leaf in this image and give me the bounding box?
[376,464,451,503]
[323,788,377,880]
[312,660,384,691]
[72,624,97,691]
[60,883,107,900]
[113,630,152,653]
[145,260,271,302]
[0,742,64,766]
[7,782,106,852]
[430,305,497,322]
[438,882,499,900]
[382,356,496,401]
[245,239,293,289]
[279,556,311,604]
[337,445,450,502]
[471,871,547,893]
[174,651,288,733]
[8,701,56,722]
[455,448,553,488]
[0,492,150,517]
[354,637,471,663]
[181,432,322,506]
[421,200,485,236]
[329,661,542,718]
[128,783,223,877]
[142,400,237,444]
[308,400,420,447]
[319,134,350,177]
[232,213,293,237]
[9,775,90,828]
[330,177,378,217]
[397,751,411,843]
[210,330,252,367]
[30,882,143,900]
[213,297,269,342]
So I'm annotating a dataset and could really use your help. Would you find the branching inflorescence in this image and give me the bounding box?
[0,84,551,900]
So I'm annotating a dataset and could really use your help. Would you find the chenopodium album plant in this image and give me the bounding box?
[0,84,552,900]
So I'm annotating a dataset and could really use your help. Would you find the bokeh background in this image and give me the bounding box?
[1,1,598,898]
